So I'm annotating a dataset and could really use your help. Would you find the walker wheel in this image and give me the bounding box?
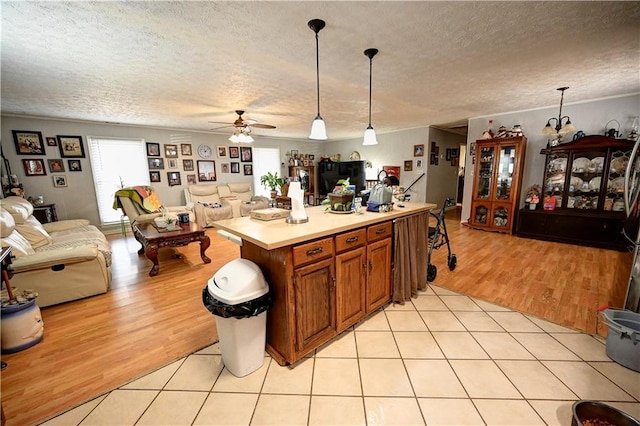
[448,254,457,271]
[427,264,437,282]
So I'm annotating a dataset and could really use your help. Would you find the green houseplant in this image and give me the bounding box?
[260,172,286,198]
[323,178,355,212]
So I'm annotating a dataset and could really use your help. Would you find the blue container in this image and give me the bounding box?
[1,299,44,354]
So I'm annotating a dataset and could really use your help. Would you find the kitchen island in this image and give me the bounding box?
[213,202,435,365]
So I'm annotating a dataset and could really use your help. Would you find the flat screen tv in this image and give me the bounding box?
[318,160,366,196]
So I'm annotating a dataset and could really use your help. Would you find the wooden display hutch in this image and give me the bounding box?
[289,165,315,203]
[516,135,635,250]
[469,136,527,234]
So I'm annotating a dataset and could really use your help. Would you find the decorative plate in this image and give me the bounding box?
[349,151,361,160]
[589,176,601,191]
[572,157,590,172]
[570,176,583,189]
[548,157,567,173]
[610,157,628,174]
[608,177,625,192]
[591,157,605,172]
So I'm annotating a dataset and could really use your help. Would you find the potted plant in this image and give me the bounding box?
[260,172,285,199]
[323,178,355,212]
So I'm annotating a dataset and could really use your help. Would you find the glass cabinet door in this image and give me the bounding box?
[493,205,510,229]
[545,153,568,198]
[476,146,494,199]
[605,149,630,211]
[495,145,516,201]
[567,151,605,210]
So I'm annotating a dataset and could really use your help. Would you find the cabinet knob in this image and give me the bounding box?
[346,236,359,243]
[306,247,323,256]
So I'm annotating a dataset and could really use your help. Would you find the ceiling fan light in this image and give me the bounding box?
[542,121,557,135]
[229,133,240,143]
[309,116,328,140]
[363,125,378,146]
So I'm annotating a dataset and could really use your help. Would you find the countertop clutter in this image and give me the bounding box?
[213,202,436,250]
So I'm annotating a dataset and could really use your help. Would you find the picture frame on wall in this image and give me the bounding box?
[413,144,424,157]
[197,160,216,182]
[164,144,178,158]
[47,159,65,173]
[57,135,86,158]
[183,159,194,171]
[416,159,423,168]
[404,160,413,171]
[217,146,227,158]
[146,142,160,157]
[230,162,240,173]
[240,146,252,162]
[229,146,239,159]
[68,159,82,171]
[168,159,178,169]
[181,143,192,156]
[149,171,161,182]
[22,159,47,176]
[243,164,253,175]
[148,158,165,170]
[167,172,181,186]
[221,163,230,173]
[53,175,67,188]
[13,130,45,155]
[186,174,196,185]
[46,137,57,147]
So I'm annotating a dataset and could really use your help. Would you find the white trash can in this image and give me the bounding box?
[203,259,271,377]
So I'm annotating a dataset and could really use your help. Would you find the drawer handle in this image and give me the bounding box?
[375,228,386,234]
[306,247,324,256]
[346,236,359,243]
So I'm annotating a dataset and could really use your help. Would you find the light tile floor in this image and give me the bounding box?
[42,285,640,426]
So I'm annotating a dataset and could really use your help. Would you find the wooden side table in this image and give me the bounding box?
[33,203,57,223]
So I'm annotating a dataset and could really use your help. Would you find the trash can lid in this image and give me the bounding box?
[207,258,269,305]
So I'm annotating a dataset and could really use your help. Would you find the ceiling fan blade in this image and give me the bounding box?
[251,123,276,129]
[209,124,235,131]
[208,120,234,124]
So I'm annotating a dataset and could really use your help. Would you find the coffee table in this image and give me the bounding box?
[132,222,211,276]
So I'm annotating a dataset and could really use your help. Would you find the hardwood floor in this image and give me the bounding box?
[0,215,632,425]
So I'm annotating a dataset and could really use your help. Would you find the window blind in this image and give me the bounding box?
[88,136,148,225]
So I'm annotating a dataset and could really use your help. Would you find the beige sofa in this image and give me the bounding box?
[184,183,269,227]
[0,197,112,307]
[114,186,195,226]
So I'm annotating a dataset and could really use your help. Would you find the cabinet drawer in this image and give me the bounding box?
[335,229,366,253]
[293,237,334,267]
[367,222,392,242]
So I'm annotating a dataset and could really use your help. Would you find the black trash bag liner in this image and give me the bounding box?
[202,287,272,319]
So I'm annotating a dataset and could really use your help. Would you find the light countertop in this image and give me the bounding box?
[213,202,436,250]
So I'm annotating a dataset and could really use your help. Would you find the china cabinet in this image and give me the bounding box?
[469,136,527,234]
[289,166,314,195]
[516,135,635,250]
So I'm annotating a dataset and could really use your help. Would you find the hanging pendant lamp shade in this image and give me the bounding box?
[308,19,327,140]
[542,86,576,138]
[362,48,379,146]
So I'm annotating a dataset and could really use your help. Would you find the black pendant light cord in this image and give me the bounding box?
[368,55,373,126]
[364,48,379,128]
[315,31,321,117]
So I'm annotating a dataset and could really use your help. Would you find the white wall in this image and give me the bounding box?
[1,115,318,226]
[426,127,466,206]
[323,128,431,202]
[461,94,640,223]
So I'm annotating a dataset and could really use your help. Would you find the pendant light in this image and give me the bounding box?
[542,87,576,136]
[363,48,379,146]
[308,19,327,140]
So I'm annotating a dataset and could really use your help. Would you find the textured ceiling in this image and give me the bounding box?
[2,1,639,140]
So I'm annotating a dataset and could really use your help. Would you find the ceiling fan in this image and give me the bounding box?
[209,110,276,132]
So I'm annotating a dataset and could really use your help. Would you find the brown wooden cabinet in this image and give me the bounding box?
[241,219,394,365]
[289,166,315,201]
[517,135,635,250]
[469,136,527,234]
[293,258,336,353]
